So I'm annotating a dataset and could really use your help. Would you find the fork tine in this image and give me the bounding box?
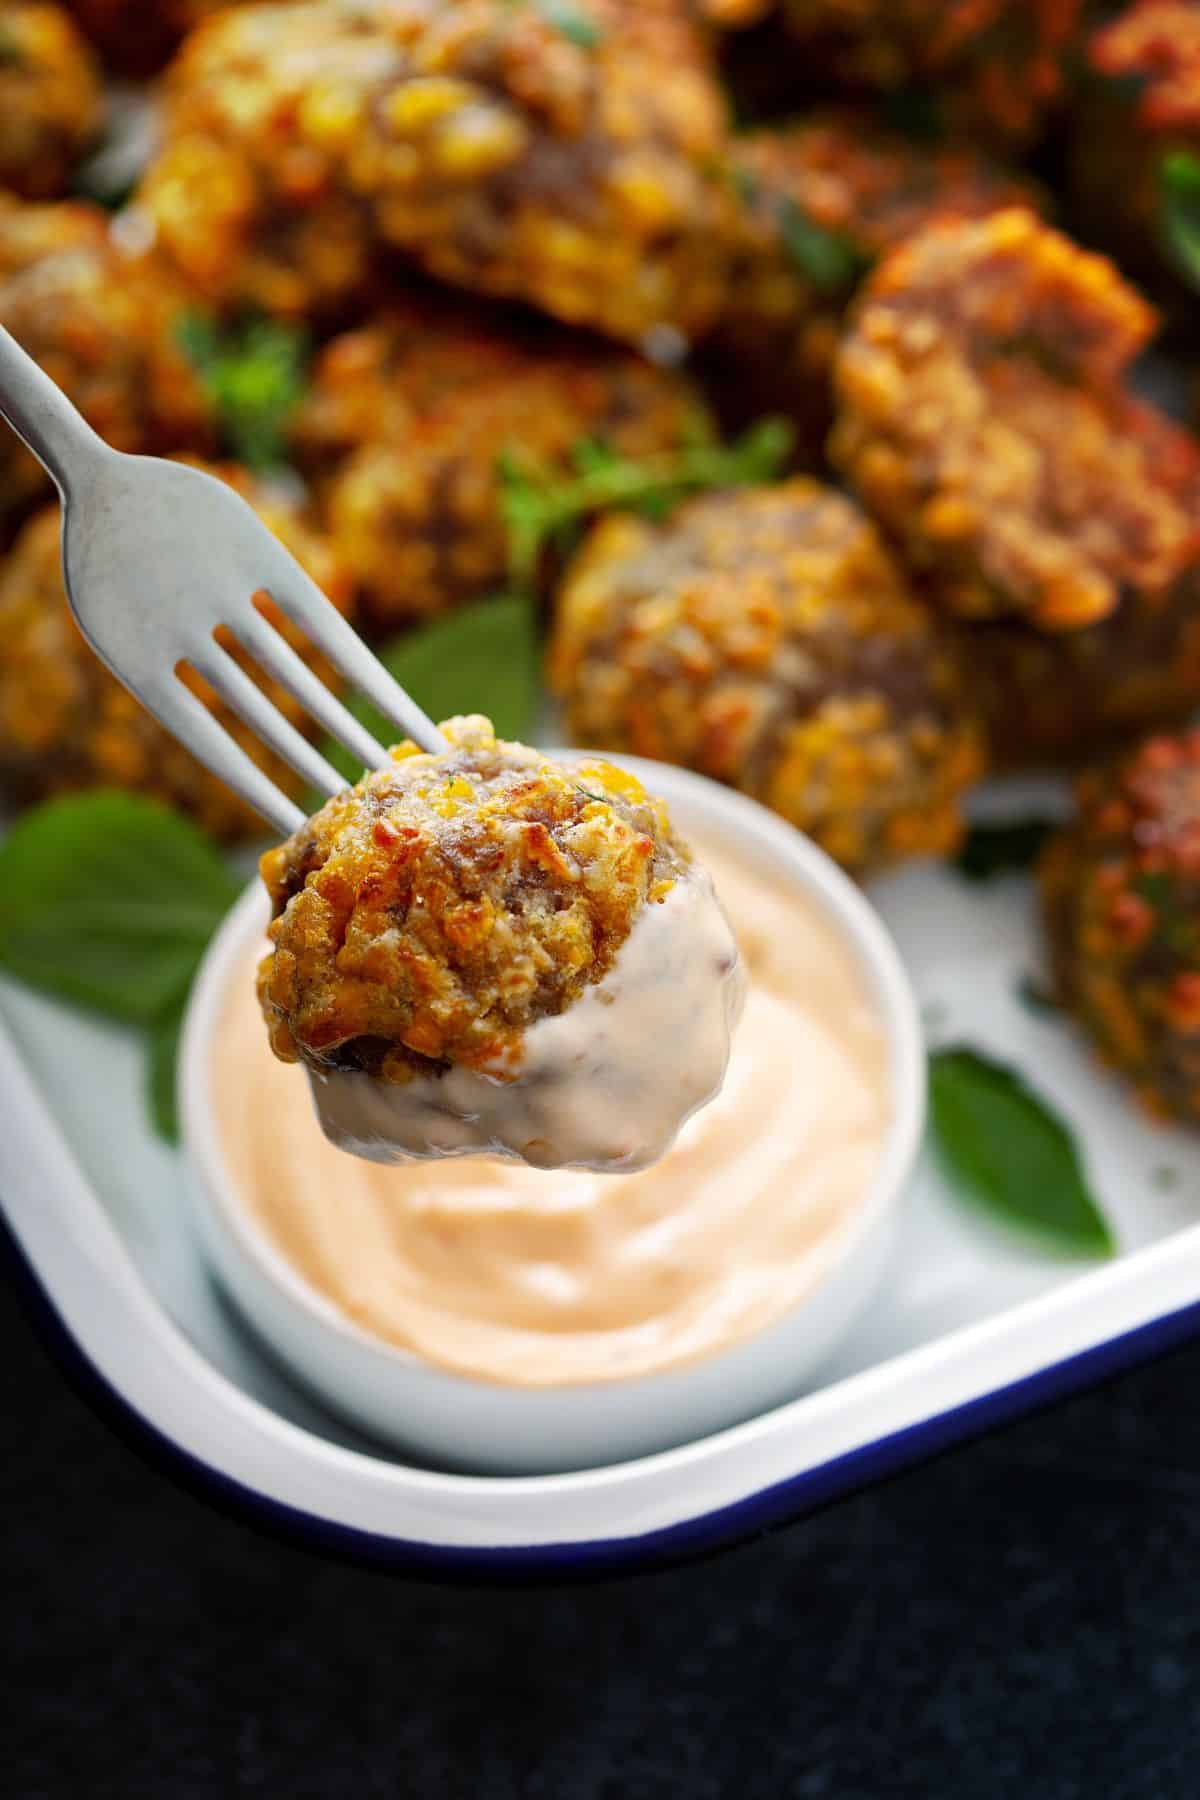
[189,642,349,801]
[263,565,449,754]
[232,610,393,775]
[155,678,305,839]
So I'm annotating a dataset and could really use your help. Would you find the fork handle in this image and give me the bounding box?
[0,323,108,495]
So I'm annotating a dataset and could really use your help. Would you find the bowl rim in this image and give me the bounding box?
[180,754,927,1404]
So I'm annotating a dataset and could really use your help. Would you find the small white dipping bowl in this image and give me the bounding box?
[181,758,925,1475]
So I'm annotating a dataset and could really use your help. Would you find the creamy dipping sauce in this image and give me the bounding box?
[309,867,743,1173]
[213,837,891,1387]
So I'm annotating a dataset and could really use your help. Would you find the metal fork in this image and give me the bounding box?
[0,325,447,837]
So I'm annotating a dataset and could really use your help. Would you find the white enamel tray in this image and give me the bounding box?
[4,774,1200,1578]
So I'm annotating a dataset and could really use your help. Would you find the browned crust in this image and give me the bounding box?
[831,209,1200,631]
[1042,729,1200,1123]
[549,476,984,873]
[257,716,686,1080]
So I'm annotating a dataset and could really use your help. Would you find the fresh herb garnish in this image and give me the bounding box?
[148,993,189,1140]
[499,418,793,591]
[929,1045,1113,1256]
[728,163,866,295]
[536,0,601,46]
[776,197,866,293]
[955,817,1056,882]
[1131,870,1200,956]
[503,0,602,46]
[177,314,309,472]
[1160,149,1200,289]
[0,793,240,1139]
[319,593,540,784]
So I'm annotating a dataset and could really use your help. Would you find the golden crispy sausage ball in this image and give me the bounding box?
[1041,729,1200,1124]
[831,210,1200,632]
[0,196,214,532]
[0,3,101,197]
[291,291,713,629]
[0,462,355,840]
[773,0,1082,142]
[548,477,984,874]
[257,714,742,1169]
[135,2,380,321]
[138,0,734,342]
[706,110,1039,451]
[0,186,99,278]
[959,570,1200,769]
[258,715,690,1081]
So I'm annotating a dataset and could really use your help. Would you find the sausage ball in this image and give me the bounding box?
[138,0,734,342]
[548,477,984,873]
[257,713,743,1168]
[258,714,690,1082]
[960,568,1200,768]
[1041,729,1200,1124]
[771,0,1082,143]
[292,290,713,629]
[0,462,355,840]
[0,3,101,197]
[705,110,1039,452]
[134,1,380,321]
[0,197,214,532]
[0,186,98,278]
[831,209,1200,632]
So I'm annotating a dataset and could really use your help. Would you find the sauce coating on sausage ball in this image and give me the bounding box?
[257,716,742,1170]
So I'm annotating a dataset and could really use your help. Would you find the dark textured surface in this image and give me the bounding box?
[6,1277,1200,1800]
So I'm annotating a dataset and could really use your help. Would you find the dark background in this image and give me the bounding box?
[6,1278,1200,1800]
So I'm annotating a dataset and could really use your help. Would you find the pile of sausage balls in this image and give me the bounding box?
[5,0,1200,1122]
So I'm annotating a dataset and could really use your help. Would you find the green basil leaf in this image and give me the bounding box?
[498,417,793,590]
[1160,149,1200,289]
[321,594,540,783]
[0,792,239,1024]
[177,313,309,471]
[147,993,188,1142]
[955,817,1056,881]
[776,198,865,294]
[730,164,761,210]
[537,0,602,46]
[929,1046,1113,1256]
